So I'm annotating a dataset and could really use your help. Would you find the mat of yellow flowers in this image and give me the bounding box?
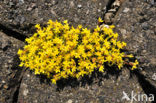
[18,19,138,84]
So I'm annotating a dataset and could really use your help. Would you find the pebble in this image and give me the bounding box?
[27,74,30,77]
[123,8,130,13]
[1,42,8,50]
[112,0,120,7]
[20,16,25,24]
[2,80,6,84]
[70,1,75,7]
[131,26,135,32]
[34,100,38,103]
[112,80,115,83]
[8,59,13,63]
[23,89,29,96]
[77,4,82,9]
[52,0,58,5]
[150,0,155,5]
[104,12,114,24]
[27,7,32,11]
[9,2,14,7]
[33,8,39,17]
[139,67,143,70]
[66,99,73,103]
[97,9,101,13]
[4,63,9,68]
[3,85,8,89]
[15,16,25,24]
[120,29,127,35]
[74,17,79,22]
[141,22,149,30]
[86,10,90,14]
[31,3,36,8]
[142,50,147,53]
[108,9,117,13]
[19,0,24,4]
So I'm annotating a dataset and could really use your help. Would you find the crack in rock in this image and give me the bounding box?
[101,0,126,25]
[0,24,27,42]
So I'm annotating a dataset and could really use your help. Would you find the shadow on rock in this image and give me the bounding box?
[6,55,25,103]
[131,69,156,103]
[36,64,121,91]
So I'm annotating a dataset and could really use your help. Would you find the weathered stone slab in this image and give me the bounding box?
[1,0,155,103]
[18,69,144,103]
[0,0,109,36]
[113,0,156,80]
[0,32,24,103]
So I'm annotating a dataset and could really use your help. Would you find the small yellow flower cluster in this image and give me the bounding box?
[131,60,139,70]
[17,19,138,84]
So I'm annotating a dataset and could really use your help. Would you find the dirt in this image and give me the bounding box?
[0,0,156,103]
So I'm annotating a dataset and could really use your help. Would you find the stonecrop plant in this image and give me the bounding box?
[17,19,139,84]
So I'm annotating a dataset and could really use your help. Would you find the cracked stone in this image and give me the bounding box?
[0,0,155,103]
[114,0,156,89]
[0,0,109,36]
[104,12,114,24]
[0,32,24,103]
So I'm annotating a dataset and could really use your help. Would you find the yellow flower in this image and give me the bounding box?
[117,41,122,49]
[19,62,24,67]
[104,40,110,49]
[98,17,103,23]
[135,60,139,65]
[82,28,90,35]
[131,60,139,70]
[17,49,23,55]
[106,55,112,62]
[109,25,115,29]
[35,24,41,29]
[113,33,118,38]
[63,20,68,24]
[125,54,134,58]
[118,63,123,69]
[51,79,56,84]
[78,25,82,29]
[99,66,104,72]
[122,42,127,47]
[94,26,100,32]
[95,52,101,56]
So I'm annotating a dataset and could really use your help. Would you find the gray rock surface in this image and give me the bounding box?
[113,0,156,80]
[17,69,143,103]
[0,32,24,103]
[0,0,156,103]
[16,0,155,102]
[0,0,109,36]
